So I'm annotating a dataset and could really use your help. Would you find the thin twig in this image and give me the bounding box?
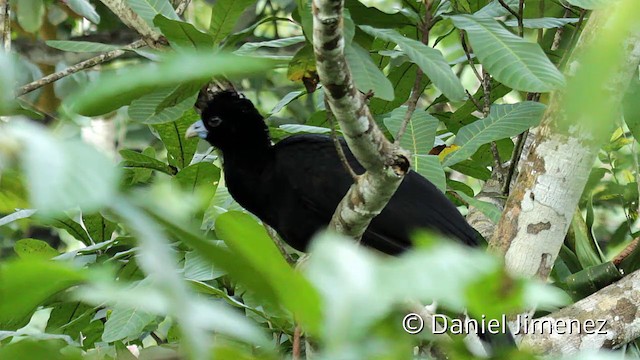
[395,0,433,143]
[0,0,9,52]
[174,0,191,16]
[460,31,482,83]
[613,238,640,266]
[503,93,539,194]
[497,0,519,20]
[481,69,502,171]
[292,324,301,360]
[17,0,191,97]
[551,8,572,51]
[325,98,358,180]
[517,0,524,37]
[465,89,483,112]
[17,40,146,96]
[263,224,296,265]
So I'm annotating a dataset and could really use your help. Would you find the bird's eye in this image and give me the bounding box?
[207,116,222,127]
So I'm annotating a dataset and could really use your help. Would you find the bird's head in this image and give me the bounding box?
[185,90,270,151]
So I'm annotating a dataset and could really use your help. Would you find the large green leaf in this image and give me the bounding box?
[344,43,394,101]
[0,120,119,215]
[120,149,177,175]
[102,307,156,342]
[235,36,306,56]
[384,107,439,155]
[13,239,59,260]
[125,0,178,29]
[66,52,276,116]
[413,155,446,192]
[151,109,200,170]
[449,15,565,92]
[0,260,87,330]
[504,18,579,29]
[45,40,121,52]
[66,0,100,23]
[359,26,466,102]
[154,15,215,51]
[16,0,44,32]
[128,86,198,124]
[443,102,546,166]
[82,213,118,243]
[474,0,517,17]
[215,211,322,335]
[369,63,429,115]
[565,0,610,9]
[209,0,256,44]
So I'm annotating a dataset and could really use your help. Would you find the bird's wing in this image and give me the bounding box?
[272,134,478,252]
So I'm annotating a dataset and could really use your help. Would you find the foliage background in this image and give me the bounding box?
[0,0,639,358]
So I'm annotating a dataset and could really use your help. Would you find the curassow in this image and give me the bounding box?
[186,90,513,349]
[185,90,481,254]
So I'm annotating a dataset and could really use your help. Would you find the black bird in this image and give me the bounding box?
[185,90,480,254]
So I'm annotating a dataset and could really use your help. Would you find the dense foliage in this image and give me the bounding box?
[1,0,639,358]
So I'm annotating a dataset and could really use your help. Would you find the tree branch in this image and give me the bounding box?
[491,3,640,280]
[17,40,146,96]
[312,0,410,239]
[520,268,640,353]
[98,0,163,44]
[17,0,191,97]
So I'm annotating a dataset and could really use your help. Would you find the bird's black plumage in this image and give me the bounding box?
[186,90,480,254]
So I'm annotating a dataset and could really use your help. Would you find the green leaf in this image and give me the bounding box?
[47,216,92,245]
[151,109,200,170]
[449,15,565,92]
[120,149,177,175]
[623,68,640,141]
[102,307,156,342]
[384,107,439,155]
[443,102,546,166]
[565,0,610,10]
[235,36,306,56]
[0,53,16,113]
[125,0,179,29]
[504,18,580,29]
[46,40,121,52]
[0,209,37,227]
[14,238,59,259]
[128,86,197,124]
[369,63,429,115]
[1,120,119,215]
[564,262,622,300]
[345,0,412,28]
[474,0,517,17]
[270,90,305,114]
[174,162,221,203]
[414,155,446,192]
[184,251,226,281]
[82,213,118,243]
[570,210,603,269]
[154,15,215,51]
[359,26,466,102]
[209,0,256,44]
[456,191,502,223]
[0,260,87,330]
[16,0,44,32]
[216,212,322,335]
[344,43,394,101]
[64,0,100,24]
[66,52,276,116]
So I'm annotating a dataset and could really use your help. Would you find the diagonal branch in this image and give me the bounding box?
[17,0,191,97]
[311,0,410,239]
[17,40,146,96]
